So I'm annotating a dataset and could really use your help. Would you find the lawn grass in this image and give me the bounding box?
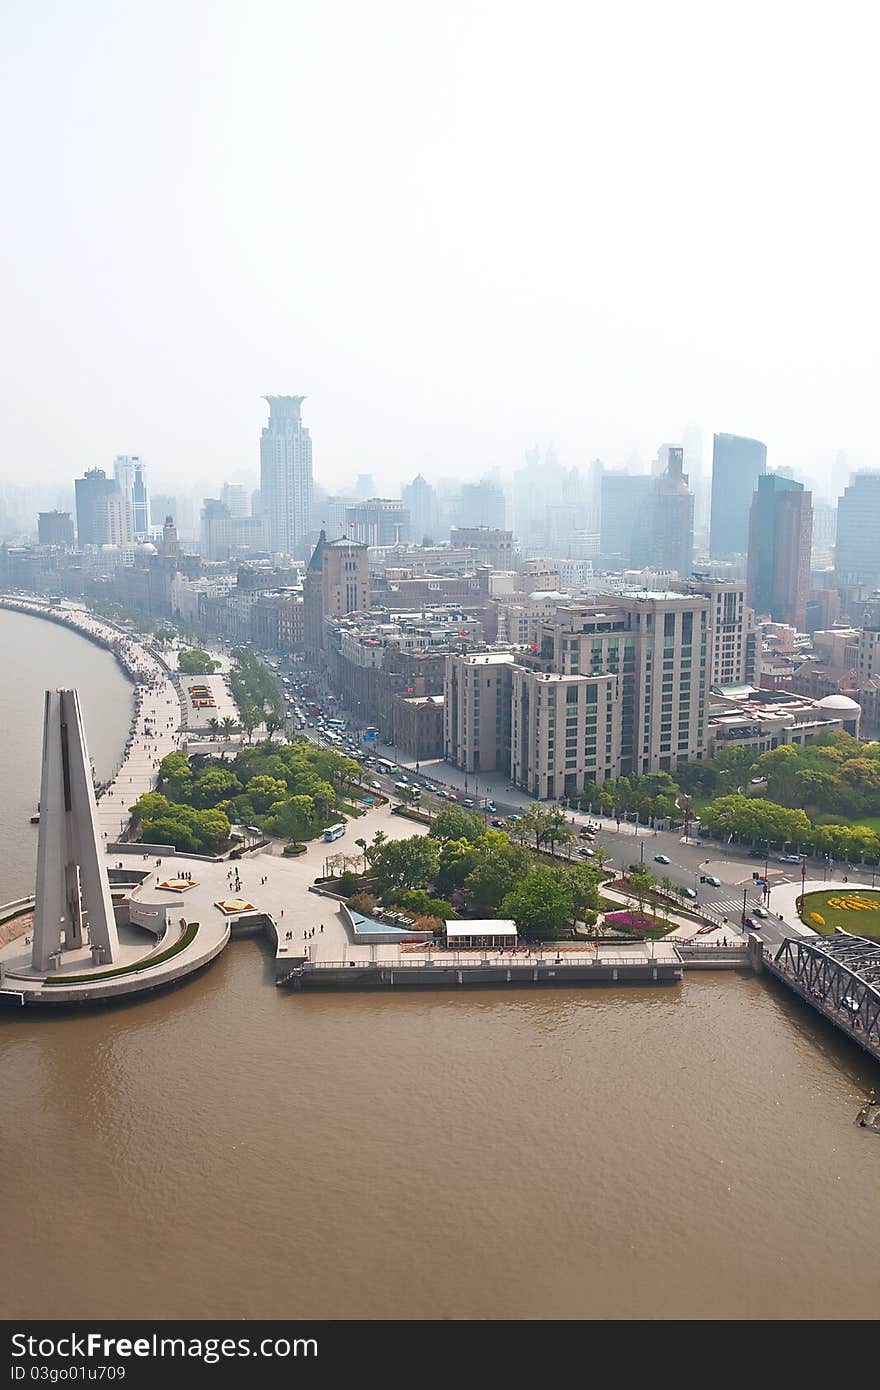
[43,922,200,985]
[799,889,880,937]
[851,816,880,834]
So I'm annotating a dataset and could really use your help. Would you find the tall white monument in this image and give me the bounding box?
[32,689,119,972]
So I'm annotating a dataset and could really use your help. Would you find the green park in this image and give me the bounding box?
[799,888,880,938]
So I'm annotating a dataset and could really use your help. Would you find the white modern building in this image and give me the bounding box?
[114,455,150,537]
[260,396,314,555]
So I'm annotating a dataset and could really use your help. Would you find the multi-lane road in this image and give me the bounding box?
[270,660,877,947]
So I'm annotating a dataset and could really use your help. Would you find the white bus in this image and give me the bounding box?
[323,822,346,842]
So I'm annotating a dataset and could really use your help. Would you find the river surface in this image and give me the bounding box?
[0,608,134,900]
[0,611,878,1320]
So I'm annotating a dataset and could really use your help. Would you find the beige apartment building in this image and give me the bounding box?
[511,668,620,799]
[445,591,714,791]
[444,651,515,774]
[681,579,761,688]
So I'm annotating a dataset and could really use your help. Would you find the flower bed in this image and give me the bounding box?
[604,910,657,933]
[602,909,675,937]
[799,888,880,937]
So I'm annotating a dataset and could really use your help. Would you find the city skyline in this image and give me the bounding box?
[2,3,879,494]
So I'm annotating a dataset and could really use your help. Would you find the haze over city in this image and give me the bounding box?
[2,0,879,498]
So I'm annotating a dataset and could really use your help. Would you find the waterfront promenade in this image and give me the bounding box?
[0,597,182,841]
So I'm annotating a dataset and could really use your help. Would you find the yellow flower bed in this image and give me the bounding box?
[809,912,825,926]
[826,896,879,911]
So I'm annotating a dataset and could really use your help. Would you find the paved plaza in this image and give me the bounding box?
[177,672,239,731]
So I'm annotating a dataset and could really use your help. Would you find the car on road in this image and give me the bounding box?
[486,802,497,813]
[704,875,721,887]
[682,886,698,899]
[779,854,802,864]
[491,819,505,828]
[743,917,758,930]
[752,905,769,918]
[579,828,594,839]
[370,781,382,791]
[462,799,475,808]
[577,847,595,857]
[654,853,671,865]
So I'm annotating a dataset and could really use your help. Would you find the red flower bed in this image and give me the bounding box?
[604,909,656,933]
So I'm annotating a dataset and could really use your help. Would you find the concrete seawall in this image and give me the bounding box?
[282,958,684,990]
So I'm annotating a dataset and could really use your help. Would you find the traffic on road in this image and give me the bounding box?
[250,653,870,950]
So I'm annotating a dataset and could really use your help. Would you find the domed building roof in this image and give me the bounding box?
[137,541,158,554]
[817,694,861,712]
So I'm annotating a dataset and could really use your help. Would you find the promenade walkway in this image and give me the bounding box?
[0,598,182,843]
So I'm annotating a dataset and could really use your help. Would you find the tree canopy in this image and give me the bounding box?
[177,648,221,675]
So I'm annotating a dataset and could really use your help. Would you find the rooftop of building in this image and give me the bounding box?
[708,684,860,725]
[459,651,515,665]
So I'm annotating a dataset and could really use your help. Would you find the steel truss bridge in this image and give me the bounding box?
[767,933,880,1063]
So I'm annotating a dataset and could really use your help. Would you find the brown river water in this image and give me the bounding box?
[0,608,878,1320]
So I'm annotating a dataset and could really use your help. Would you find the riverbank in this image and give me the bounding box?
[0,595,182,844]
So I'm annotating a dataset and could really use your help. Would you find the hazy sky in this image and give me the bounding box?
[2,0,878,500]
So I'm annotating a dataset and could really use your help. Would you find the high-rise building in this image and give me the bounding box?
[599,474,653,567]
[37,511,75,547]
[683,578,761,687]
[651,447,694,577]
[114,456,150,537]
[511,668,621,797]
[835,473,880,587]
[747,474,813,630]
[444,651,515,774]
[151,493,177,528]
[344,499,410,547]
[200,499,233,561]
[75,468,114,546]
[402,474,439,545]
[811,500,837,568]
[259,396,314,555]
[221,482,249,518]
[444,592,711,785]
[454,477,506,530]
[311,492,357,538]
[74,469,134,548]
[104,491,135,547]
[710,433,767,559]
[355,474,376,500]
[303,529,370,659]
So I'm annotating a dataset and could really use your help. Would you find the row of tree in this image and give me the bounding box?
[228,649,285,742]
[698,792,880,860]
[134,740,364,849]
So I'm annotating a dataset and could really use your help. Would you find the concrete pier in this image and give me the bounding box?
[279,955,684,990]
